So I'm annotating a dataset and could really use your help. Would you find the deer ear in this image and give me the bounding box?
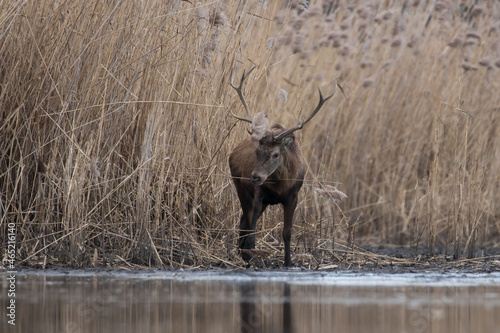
[281,136,294,147]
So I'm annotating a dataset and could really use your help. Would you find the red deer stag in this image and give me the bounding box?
[229,67,335,266]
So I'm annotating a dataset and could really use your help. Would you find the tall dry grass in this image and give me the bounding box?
[1,0,499,268]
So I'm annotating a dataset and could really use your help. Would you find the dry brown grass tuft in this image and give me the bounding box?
[1,0,500,269]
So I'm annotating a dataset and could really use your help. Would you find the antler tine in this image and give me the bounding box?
[273,84,337,142]
[230,66,256,124]
[230,110,253,123]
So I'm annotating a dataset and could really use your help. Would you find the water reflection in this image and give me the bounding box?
[283,283,293,333]
[239,282,293,333]
[240,282,258,333]
[2,271,500,333]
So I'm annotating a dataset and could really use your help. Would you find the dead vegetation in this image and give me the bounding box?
[1,0,500,269]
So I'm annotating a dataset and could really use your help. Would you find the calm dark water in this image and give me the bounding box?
[2,270,500,333]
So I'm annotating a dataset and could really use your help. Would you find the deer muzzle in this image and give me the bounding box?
[250,172,265,185]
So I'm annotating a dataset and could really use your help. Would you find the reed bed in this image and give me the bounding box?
[1,0,499,268]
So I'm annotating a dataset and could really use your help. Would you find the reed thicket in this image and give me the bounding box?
[1,0,499,268]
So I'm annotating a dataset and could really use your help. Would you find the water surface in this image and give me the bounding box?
[2,269,500,333]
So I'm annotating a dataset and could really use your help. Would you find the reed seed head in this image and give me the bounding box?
[251,111,270,141]
[314,185,348,203]
[278,89,288,103]
[209,6,227,27]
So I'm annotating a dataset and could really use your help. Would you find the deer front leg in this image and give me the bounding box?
[235,184,258,262]
[239,188,267,263]
[246,187,266,250]
[282,194,298,267]
[238,214,250,250]
[238,214,254,263]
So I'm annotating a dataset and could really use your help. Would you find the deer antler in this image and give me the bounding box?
[273,83,338,142]
[230,66,256,124]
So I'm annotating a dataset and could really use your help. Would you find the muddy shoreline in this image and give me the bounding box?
[5,246,500,274]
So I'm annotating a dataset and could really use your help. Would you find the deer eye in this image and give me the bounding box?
[272,153,279,159]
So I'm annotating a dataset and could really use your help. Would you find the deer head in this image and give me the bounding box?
[250,124,296,185]
[230,67,336,185]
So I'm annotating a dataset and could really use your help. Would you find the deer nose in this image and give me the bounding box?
[251,174,263,184]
